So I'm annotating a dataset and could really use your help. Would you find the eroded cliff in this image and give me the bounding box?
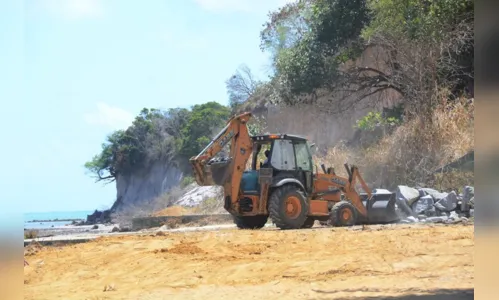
[109,160,183,217]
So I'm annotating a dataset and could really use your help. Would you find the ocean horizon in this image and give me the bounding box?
[24,210,95,229]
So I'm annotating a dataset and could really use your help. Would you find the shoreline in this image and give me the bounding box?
[25,223,118,238]
[25,218,85,223]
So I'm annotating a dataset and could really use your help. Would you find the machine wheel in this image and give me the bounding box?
[269,185,309,230]
[329,201,357,227]
[233,215,268,229]
[301,217,315,228]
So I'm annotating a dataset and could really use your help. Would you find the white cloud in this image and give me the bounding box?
[193,0,296,13]
[83,102,134,130]
[41,0,104,20]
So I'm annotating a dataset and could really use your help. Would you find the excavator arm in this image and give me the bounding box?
[189,112,253,205]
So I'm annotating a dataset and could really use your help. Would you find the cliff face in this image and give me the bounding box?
[110,160,183,215]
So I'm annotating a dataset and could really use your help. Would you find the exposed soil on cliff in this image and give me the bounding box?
[24,224,473,300]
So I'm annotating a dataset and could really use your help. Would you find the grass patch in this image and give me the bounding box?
[24,230,38,239]
[180,176,195,188]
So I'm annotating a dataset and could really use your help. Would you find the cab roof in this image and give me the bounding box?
[251,134,308,142]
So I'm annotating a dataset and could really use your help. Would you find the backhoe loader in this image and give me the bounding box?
[189,112,399,230]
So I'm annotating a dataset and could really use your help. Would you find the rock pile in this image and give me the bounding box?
[395,185,474,224]
[85,209,112,225]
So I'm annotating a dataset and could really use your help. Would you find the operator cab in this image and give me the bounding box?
[240,134,316,196]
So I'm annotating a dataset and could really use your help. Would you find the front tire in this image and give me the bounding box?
[329,201,357,227]
[269,185,309,230]
[233,215,268,229]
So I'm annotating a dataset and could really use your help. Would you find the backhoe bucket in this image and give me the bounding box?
[206,158,232,186]
[359,191,400,224]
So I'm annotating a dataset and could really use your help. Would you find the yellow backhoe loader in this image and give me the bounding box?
[189,112,399,229]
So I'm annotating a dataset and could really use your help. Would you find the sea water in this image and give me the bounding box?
[24,210,93,229]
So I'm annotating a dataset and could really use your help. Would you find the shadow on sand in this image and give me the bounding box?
[309,288,473,300]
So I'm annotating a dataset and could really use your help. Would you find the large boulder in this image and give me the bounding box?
[434,191,459,212]
[419,188,448,201]
[411,195,436,216]
[461,186,474,211]
[395,186,420,217]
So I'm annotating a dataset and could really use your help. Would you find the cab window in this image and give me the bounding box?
[270,139,296,170]
[294,142,312,171]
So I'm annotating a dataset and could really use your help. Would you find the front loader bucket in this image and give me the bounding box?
[359,192,400,224]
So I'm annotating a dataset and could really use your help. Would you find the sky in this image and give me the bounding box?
[0,0,293,213]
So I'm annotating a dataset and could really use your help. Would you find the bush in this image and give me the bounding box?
[180,176,195,188]
[24,230,38,239]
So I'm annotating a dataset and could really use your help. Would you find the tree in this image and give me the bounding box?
[262,0,371,98]
[260,0,312,68]
[84,108,170,183]
[225,65,261,109]
[85,102,233,182]
[259,0,473,116]
[178,101,232,162]
[342,0,475,114]
[84,130,126,183]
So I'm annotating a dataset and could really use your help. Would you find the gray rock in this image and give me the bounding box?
[412,195,435,215]
[434,191,458,212]
[397,186,421,204]
[425,216,449,223]
[445,212,466,224]
[462,186,474,211]
[445,211,468,224]
[463,186,474,198]
[442,211,451,217]
[449,211,460,220]
[373,188,392,195]
[405,216,419,223]
[417,189,427,197]
[395,186,420,217]
[417,214,428,220]
[420,188,447,200]
[469,209,474,217]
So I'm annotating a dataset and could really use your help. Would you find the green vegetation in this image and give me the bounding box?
[85,102,230,183]
[355,111,401,131]
[253,0,473,114]
[180,176,195,188]
[24,230,38,239]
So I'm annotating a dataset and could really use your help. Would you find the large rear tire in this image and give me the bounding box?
[329,201,357,227]
[269,185,309,230]
[233,215,268,229]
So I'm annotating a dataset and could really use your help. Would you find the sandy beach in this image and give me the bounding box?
[24,222,473,300]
